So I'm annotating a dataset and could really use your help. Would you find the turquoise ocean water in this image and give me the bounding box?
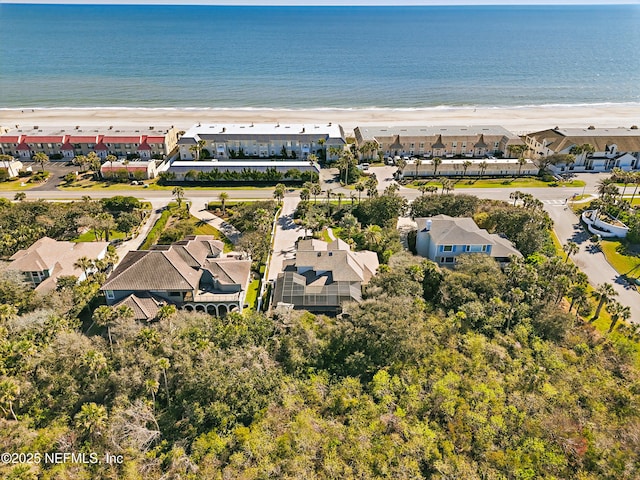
[0,4,639,109]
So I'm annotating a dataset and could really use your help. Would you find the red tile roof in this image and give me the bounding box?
[68,136,98,143]
[0,136,20,143]
[61,142,74,150]
[17,143,30,150]
[24,135,64,143]
[146,136,165,143]
[137,143,152,150]
[94,143,108,150]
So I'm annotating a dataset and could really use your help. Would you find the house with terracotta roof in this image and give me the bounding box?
[0,126,180,160]
[272,238,379,313]
[7,237,109,293]
[415,215,521,267]
[354,125,524,160]
[524,126,640,172]
[101,235,252,319]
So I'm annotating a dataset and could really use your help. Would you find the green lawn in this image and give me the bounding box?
[245,278,260,310]
[74,230,126,242]
[0,179,38,191]
[405,177,585,189]
[192,216,235,252]
[600,240,640,288]
[60,177,276,192]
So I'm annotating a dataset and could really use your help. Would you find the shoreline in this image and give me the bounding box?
[1,104,639,136]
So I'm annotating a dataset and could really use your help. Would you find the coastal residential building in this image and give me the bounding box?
[100,160,158,180]
[524,126,640,172]
[167,160,319,180]
[0,125,180,160]
[354,125,524,159]
[177,123,346,162]
[0,159,24,179]
[7,237,109,293]
[101,235,252,319]
[272,238,379,313]
[397,157,538,178]
[415,215,521,267]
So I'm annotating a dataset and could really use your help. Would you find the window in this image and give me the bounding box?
[419,143,424,149]
[443,245,453,252]
[465,245,471,252]
[169,292,181,297]
[105,290,115,300]
[452,142,457,148]
[445,257,455,263]
[482,245,487,252]
[410,143,415,149]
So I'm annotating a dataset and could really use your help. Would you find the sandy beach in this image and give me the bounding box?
[1,104,638,136]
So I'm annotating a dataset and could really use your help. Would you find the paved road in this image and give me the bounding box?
[267,196,304,282]
[3,170,637,320]
[544,202,640,323]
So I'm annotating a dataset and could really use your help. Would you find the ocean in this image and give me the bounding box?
[0,4,639,110]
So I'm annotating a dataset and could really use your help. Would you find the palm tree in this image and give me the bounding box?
[517,157,527,176]
[363,225,383,249]
[309,183,321,205]
[509,190,524,206]
[299,188,310,203]
[0,378,20,420]
[13,192,26,202]
[355,181,365,203]
[606,301,631,333]
[92,305,117,349]
[75,402,107,438]
[218,191,229,215]
[33,151,49,173]
[441,178,454,195]
[335,192,344,209]
[432,157,442,177]
[157,357,171,405]
[74,256,95,278]
[145,378,160,404]
[562,241,579,263]
[172,186,185,208]
[508,144,527,160]
[591,282,617,320]
[418,183,430,196]
[629,171,640,206]
[462,160,472,178]
[414,158,422,178]
[273,183,286,204]
[105,154,117,178]
[568,284,588,312]
[479,161,488,178]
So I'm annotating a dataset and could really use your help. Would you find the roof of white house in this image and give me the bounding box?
[178,123,345,143]
[404,158,535,166]
[171,160,319,169]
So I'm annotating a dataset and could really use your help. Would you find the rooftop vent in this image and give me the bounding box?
[33,126,38,129]
[109,126,113,130]
[149,126,154,130]
[631,125,638,130]
[588,125,595,130]
[75,125,80,130]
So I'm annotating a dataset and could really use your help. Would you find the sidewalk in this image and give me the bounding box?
[188,198,241,245]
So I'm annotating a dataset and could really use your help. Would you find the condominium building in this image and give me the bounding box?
[524,126,640,172]
[354,125,524,159]
[0,125,180,160]
[177,122,346,161]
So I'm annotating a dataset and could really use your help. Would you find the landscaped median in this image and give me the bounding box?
[403,176,585,190]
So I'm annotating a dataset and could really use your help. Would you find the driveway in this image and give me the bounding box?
[267,195,303,281]
[544,202,640,324]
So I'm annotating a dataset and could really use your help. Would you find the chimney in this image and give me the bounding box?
[222,127,226,133]
[426,219,432,231]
